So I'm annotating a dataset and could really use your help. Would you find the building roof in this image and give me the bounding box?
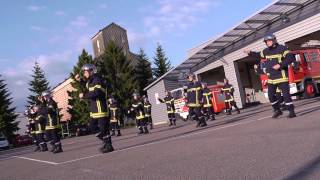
[145,0,317,90]
[91,22,127,40]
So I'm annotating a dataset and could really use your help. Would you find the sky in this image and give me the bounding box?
[0,0,273,112]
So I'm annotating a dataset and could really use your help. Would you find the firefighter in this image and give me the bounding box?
[41,91,63,153]
[108,97,121,137]
[186,73,207,127]
[25,106,40,151]
[31,104,48,152]
[245,33,296,118]
[158,91,176,126]
[201,83,215,121]
[143,96,153,129]
[76,64,114,153]
[129,93,149,134]
[221,78,240,115]
[254,59,285,110]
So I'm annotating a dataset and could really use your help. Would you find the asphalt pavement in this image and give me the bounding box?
[1,97,320,180]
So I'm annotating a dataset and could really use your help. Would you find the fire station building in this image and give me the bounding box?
[145,0,320,125]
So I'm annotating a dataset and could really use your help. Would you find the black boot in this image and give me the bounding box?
[173,120,176,126]
[117,130,121,136]
[272,109,283,118]
[196,120,201,128]
[53,142,63,153]
[111,130,116,136]
[50,143,56,152]
[287,105,296,118]
[34,145,41,152]
[169,120,173,126]
[236,108,240,114]
[101,136,114,153]
[40,143,48,152]
[226,109,231,115]
[150,124,153,129]
[211,115,215,121]
[138,127,144,135]
[200,117,207,127]
[144,126,149,134]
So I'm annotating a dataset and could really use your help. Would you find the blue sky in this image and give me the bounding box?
[0,0,273,111]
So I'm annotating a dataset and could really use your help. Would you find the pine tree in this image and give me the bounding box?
[152,43,172,79]
[27,62,50,106]
[136,48,153,95]
[97,41,137,120]
[0,75,19,143]
[67,49,93,127]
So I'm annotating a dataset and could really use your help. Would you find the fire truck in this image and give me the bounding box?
[170,84,226,120]
[259,48,320,99]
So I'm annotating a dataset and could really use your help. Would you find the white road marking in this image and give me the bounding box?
[12,156,59,165]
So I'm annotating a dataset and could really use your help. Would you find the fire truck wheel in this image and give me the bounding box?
[303,82,316,99]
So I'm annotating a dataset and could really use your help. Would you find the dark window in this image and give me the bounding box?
[310,52,319,62]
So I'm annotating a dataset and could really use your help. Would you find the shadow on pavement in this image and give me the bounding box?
[283,153,320,180]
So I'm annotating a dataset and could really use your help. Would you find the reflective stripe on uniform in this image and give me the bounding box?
[267,78,288,84]
[203,104,212,108]
[136,111,144,120]
[89,85,106,92]
[90,112,108,118]
[96,100,102,113]
[283,50,289,57]
[188,103,201,107]
[187,87,201,92]
[222,87,233,91]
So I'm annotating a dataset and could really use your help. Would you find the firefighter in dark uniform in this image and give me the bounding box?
[25,106,40,151]
[76,64,114,153]
[254,63,285,110]
[158,91,176,126]
[108,97,121,137]
[186,73,207,127]
[201,83,215,121]
[143,96,153,129]
[245,33,296,118]
[31,104,48,152]
[221,78,240,115]
[41,91,63,153]
[129,93,149,134]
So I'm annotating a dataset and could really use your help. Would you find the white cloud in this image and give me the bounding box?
[70,16,89,28]
[27,5,45,11]
[143,0,220,37]
[30,26,46,32]
[2,51,75,111]
[55,10,66,16]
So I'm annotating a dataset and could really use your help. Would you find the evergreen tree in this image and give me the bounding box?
[27,62,50,106]
[67,49,93,127]
[97,41,137,120]
[136,48,153,95]
[0,75,19,142]
[152,43,172,79]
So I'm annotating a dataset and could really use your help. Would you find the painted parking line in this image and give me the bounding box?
[13,156,59,165]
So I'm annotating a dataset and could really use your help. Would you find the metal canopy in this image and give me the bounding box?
[144,0,318,91]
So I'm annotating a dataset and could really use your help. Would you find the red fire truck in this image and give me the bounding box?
[170,84,226,120]
[259,48,320,99]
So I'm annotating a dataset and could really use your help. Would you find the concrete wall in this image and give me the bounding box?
[146,80,168,125]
